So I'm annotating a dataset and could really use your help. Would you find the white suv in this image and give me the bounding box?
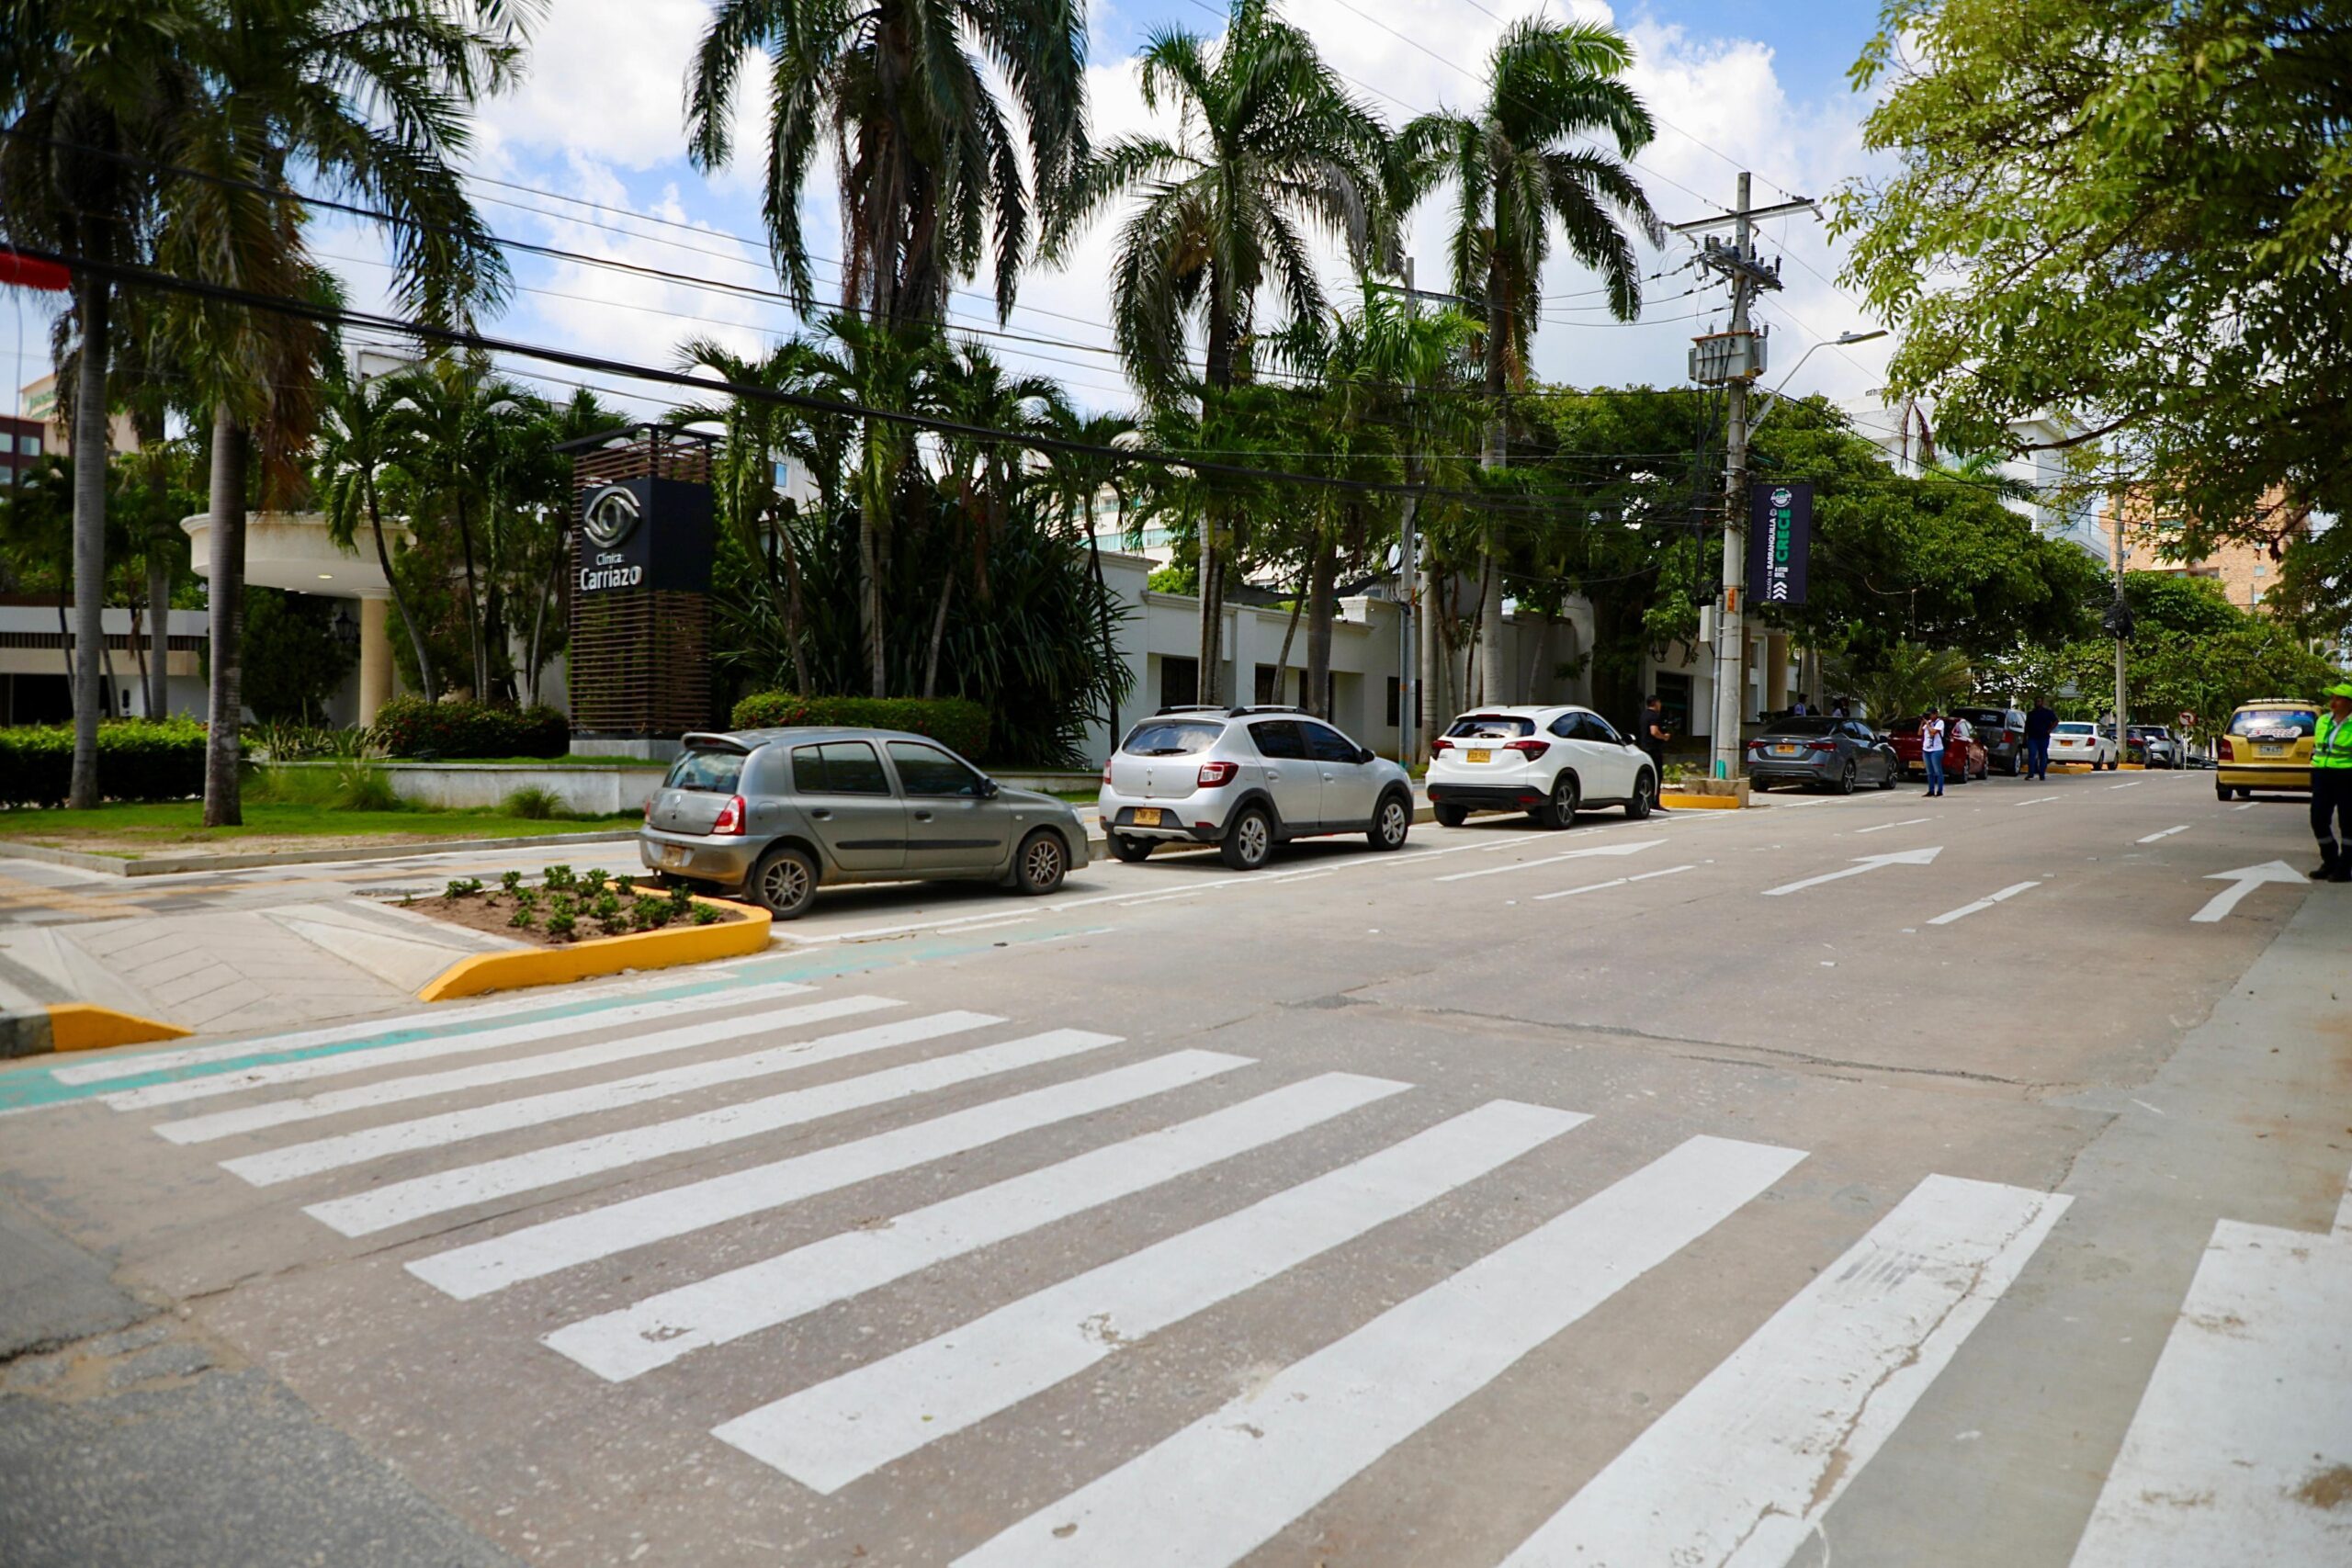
[1098,706,1415,870]
[1426,705,1657,828]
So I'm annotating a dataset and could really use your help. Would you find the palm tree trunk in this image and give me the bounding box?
[776,505,812,695]
[1418,557,1441,765]
[922,570,954,699]
[203,410,247,828]
[1477,293,1509,708]
[1523,608,1550,700]
[68,272,111,807]
[859,492,887,696]
[145,552,171,717]
[1085,513,1120,744]
[368,480,435,704]
[454,491,486,699]
[1194,504,1219,705]
[56,592,74,718]
[1305,530,1339,719]
[1273,563,1307,702]
[130,600,148,711]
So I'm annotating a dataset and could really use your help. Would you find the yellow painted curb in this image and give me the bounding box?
[1658,792,1742,810]
[416,897,773,1002]
[44,1004,191,1053]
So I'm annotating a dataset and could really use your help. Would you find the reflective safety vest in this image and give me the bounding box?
[2317,712,2352,770]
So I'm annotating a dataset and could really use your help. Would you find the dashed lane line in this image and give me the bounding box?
[1926,881,2043,927]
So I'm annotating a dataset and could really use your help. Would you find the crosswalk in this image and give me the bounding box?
[83,978,2349,1565]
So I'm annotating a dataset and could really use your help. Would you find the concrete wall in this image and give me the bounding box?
[343,762,666,816]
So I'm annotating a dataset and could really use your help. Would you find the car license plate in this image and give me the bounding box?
[1133,807,1163,827]
[2258,744,2287,757]
[1770,745,1799,757]
[658,844,689,868]
[1467,748,1492,764]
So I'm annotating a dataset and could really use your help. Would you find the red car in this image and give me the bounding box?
[1883,719,1988,781]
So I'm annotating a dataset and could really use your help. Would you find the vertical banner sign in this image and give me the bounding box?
[1748,481,1813,606]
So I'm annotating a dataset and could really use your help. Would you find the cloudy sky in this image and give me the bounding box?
[7,0,1904,446]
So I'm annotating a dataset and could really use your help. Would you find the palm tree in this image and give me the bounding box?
[929,342,1067,697]
[2,0,214,805]
[684,0,1088,329]
[1057,0,1389,701]
[317,371,437,704]
[1400,16,1661,704]
[1043,405,1138,739]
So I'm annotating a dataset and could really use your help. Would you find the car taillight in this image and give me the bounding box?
[1429,737,1453,753]
[1100,764,1113,787]
[710,795,747,835]
[1747,739,1767,752]
[1809,739,1837,750]
[2219,737,2234,761]
[1505,739,1550,758]
[1198,760,1239,788]
[642,796,655,823]
[2003,728,2018,743]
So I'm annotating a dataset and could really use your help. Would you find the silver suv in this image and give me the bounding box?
[640,728,1090,919]
[1097,705,1414,870]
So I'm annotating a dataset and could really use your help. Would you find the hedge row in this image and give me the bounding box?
[729,694,991,760]
[0,719,211,807]
[370,697,570,760]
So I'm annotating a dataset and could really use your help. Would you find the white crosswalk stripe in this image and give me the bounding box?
[543,1070,1411,1380]
[153,995,899,1144]
[1500,1174,2068,1567]
[105,979,818,1111]
[409,1048,1261,1301]
[713,1099,1590,1494]
[223,1010,1001,1187]
[951,1135,1804,1567]
[303,1029,1120,1236]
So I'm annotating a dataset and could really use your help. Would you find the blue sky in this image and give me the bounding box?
[7,0,1904,446]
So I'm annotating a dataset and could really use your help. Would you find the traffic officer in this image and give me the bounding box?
[2312,680,2352,881]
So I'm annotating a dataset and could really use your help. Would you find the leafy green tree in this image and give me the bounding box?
[317,371,435,702]
[1838,0,2352,545]
[1399,16,1661,701]
[238,586,355,722]
[684,0,1088,328]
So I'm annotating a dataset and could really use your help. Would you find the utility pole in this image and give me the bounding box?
[1675,175,1811,779]
[1398,256,1420,768]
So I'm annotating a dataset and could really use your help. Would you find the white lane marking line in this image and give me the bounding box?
[2068,1214,2352,1568]
[545,1072,1409,1380]
[306,1029,1120,1237]
[1532,864,1698,902]
[1853,817,1931,835]
[934,913,1036,933]
[2189,861,2308,923]
[223,1011,999,1187]
[952,1135,1807,1568]
[1503,1175,2068,1568]
[153,997,899,1145]
[2136,825,2189,844]
[2015,795,2063,807]
[2109,780,2145,789]
[1436,839,1665,883]
[1118,890,1199,907]
[1762,846,1942,897]
[715,1100,1592,1494]
[2232,802,2256,812]
[1926,881,2043,927]
[411,1050,1256,1301]
[69,976,774,1092]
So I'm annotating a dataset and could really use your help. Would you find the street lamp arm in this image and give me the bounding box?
[1747,330,1889,433]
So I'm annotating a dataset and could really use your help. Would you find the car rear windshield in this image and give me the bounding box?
[1762,717,1838,736]
[1952,708,2008,728]
[1447,715,1534,738]
[2229,708,2316,738]
[664,749,743,793]
[2056,722,2096,735]
[1121,721,1223,756]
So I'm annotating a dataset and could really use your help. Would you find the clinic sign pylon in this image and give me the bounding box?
[1747,481,1813,607]
[559,423,718,748]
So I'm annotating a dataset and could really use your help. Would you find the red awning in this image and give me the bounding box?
[0,251,71,292]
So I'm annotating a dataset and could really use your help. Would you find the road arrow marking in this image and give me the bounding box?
[2189,862,2307,923]
[1436,838,1665,883]
[1763,846,1943,897]
[2136,825,2189,844]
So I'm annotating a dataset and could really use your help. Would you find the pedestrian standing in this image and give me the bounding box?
[1949,712,1974,786]
[1921,708,1948,796]
[1640,696,1672,812]
[2024,695,2057,781]
[2310,682,2352,881]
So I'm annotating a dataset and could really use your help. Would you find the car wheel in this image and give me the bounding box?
[1536,773,1579,830]
[748,844,819,919]
[1107,832,1152,863]
[1432,802,1469,829]
[1836,760,1857,795]
[1014,829,1068,895]
[1367,791,1412,850]
[1624,771,1655,819]
[1220,805,1273,870]
[2215,782,2230,801]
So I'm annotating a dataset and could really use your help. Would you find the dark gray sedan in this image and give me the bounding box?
[639,727,1090,919]
[1744,716,1901,793]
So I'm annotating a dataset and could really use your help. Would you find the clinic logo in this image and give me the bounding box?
[581,484,642,549]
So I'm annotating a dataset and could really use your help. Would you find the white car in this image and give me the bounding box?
[2051,720,2119,770]
[1425,705,1658,828]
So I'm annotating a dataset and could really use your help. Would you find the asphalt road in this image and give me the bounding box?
[3,767,2346,1568]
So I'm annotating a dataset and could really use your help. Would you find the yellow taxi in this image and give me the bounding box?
[2216,699,2319,800]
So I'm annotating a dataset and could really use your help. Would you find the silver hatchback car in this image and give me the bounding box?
[1097,705,1414,870]
[639,727,1090,919]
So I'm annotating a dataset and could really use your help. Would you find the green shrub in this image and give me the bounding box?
[503,784,563,820]
[728,694,989,761]
[445,877,483,898]
[499,870,524,894]
[542,863,577,892]
[690,903,722,926]
[370,696,569,761]
[0,719,213,807]
[545,907,577,939]
[331,759,401,812]
[579,867,611,896]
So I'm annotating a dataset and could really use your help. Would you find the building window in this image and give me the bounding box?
[1159,656,1198,710]
[1385,676,1400,728]
[2253,562,2266,578]
[17,434,38,456]
[1254,663,1280,705]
